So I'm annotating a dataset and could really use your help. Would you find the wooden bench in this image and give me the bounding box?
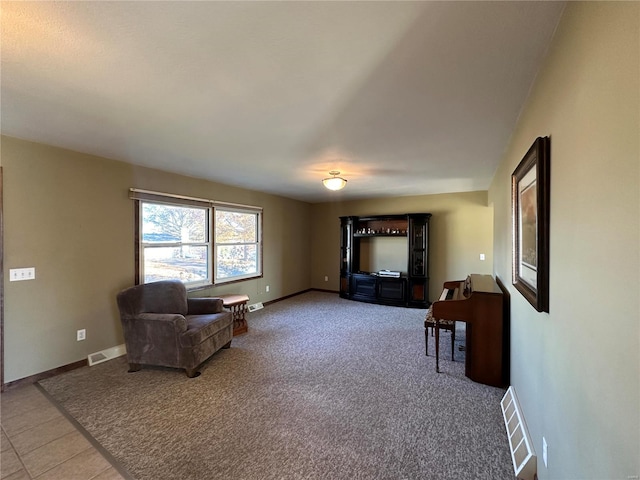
[218,294,249,336]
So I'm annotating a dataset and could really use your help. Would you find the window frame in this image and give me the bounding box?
[213,206,263,284]
[138,201,213,289]
[131,189,263,290]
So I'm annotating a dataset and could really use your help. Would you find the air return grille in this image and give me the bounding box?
[88,344,126,366]
[247,302,264,312]
[501,386,536,480]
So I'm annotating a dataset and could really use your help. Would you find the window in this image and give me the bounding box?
[132,189,262,289]
[215,208,261,282]
[140,202,211,287]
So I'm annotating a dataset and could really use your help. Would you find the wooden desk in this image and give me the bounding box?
[218,294,249,336]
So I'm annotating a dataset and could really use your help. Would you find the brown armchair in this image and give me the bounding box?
[116,280,233,378]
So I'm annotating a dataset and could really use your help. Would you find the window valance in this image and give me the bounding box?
[129,188,262,213]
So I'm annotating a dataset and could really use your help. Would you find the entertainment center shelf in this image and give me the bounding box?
[353,233,407,238]
[353,216,408,237]
[340,214,431,308]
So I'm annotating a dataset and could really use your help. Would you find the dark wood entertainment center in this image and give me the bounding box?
[339,214,431,308]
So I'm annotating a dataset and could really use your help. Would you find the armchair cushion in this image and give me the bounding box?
[187,297,224,315]
[181,313,231,347]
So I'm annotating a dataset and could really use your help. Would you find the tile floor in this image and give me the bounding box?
[1,384,128,480]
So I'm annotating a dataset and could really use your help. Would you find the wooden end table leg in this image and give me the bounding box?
[232,301,248,335]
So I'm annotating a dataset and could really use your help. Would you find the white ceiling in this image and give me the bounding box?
[1,1,565,203]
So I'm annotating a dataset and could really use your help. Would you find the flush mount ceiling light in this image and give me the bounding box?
[322,170,347,191]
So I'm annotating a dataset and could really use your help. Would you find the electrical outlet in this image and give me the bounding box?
[324,276,329,282]
[542,436,548,467]
[480,253,485,261]
[266,285,270,293]
[77,329,86,341]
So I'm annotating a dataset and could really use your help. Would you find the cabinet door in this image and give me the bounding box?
[352,275,377,298]
[409,216,427,277]
[408,214,430,307]
[340,274,351,298]
[340,217,354,298]
[408,279,427,303]
[340,218,352,274]
[378,278,405,302]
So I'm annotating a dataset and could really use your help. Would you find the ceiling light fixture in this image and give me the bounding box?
[322,170,347,191]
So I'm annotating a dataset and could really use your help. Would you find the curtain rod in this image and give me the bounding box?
[129,188,262,211]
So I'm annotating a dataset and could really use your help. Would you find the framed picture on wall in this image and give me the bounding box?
[512,136,550,312]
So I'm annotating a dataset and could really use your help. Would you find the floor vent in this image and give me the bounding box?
[501,386,536,480]
[88,344,127,366]
[247,302,264,312]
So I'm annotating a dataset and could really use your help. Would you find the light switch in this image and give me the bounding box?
[9,267,36,281]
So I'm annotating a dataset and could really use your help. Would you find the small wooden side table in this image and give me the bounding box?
[218,294,249,336]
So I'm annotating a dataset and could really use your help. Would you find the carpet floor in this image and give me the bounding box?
[39,291,513,480]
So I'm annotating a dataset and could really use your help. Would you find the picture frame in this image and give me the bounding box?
[512,136,550,312]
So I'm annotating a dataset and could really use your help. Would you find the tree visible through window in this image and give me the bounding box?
[141,203,210,286]
[215,209,260,281]
[135,193,262,288]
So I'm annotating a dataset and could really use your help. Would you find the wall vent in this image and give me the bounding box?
[247,302,264,312]
[88,344,126,366]
[501,386,536,480]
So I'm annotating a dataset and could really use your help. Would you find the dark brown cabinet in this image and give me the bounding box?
[407,214,430,307]
[340,214,431,308]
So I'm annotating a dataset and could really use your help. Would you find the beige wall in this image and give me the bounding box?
[2,136,312,382]
[489,3,639,479]
[310,191,494,301]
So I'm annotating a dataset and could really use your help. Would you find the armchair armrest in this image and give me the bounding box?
[120,313,187,339]
[134,313,188,333]
[187,297,224,315]
[120,313,188,366]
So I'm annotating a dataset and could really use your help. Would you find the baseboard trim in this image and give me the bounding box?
[311,288,339,294]
[2,359,87,391]
[263,288,338,307]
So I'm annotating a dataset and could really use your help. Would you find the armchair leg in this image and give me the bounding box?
[185,368,201,378]
[128,363,141,373]
[222,340,232,349]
